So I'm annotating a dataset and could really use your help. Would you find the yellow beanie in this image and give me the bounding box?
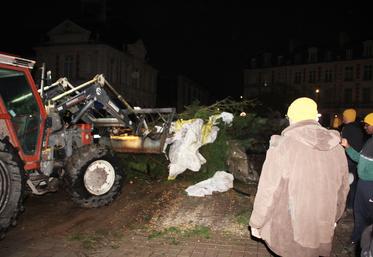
[364,113,373,126]
[287,97,318,122]
[343,109,357,122]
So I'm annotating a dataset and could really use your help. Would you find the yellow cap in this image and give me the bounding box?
[343,109,357,122]
[364,113,373,126]
[287,97,318,123]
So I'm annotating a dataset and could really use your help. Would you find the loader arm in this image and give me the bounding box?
[43,75,176,154]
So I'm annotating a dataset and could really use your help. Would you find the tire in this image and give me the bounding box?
[0,137,24,239]
[65,144,124,208]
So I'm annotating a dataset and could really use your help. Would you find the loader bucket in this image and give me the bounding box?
[110,135,164,154]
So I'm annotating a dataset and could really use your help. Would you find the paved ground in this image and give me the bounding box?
[0,224,356,257]
[0,207,357,257]
[0,178,359,257]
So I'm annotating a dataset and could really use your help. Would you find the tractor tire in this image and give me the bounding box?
[0,138,24,239]
[65,144,124,208]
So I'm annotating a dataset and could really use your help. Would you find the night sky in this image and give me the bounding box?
[1,2,372,101]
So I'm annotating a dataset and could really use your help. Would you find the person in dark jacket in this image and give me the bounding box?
[341,113,373,246]
[341,109,365,211]
[360,224,373,257]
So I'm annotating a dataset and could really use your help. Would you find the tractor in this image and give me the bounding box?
[0,53,175,238]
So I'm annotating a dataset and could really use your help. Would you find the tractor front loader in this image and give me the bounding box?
[0,53,175,238]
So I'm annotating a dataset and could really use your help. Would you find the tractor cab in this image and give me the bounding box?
[0,53,47,170]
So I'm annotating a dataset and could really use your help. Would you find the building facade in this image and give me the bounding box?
[34,20,158,107]
[243,39,373,126]
[157,74,209,112]
[176,75,209,111]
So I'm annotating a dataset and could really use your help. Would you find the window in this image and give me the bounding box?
[364,65,373,80]
[294,72,302,84]
[131,68,140,89]
[308,70,316,83]
[324,88,333,103]
[256,72,262,84]
[324,69,333,82]
[55,54,60,78]
[75,54,80,79]
[344,66,354,81]
[344,88,353,103]
[119,61,123,84]
[109,58,115,82]
[363,88,371,103]
[63,55,74,78]
[0,69,41,155]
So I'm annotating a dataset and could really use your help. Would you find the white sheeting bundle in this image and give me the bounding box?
[185,171,234,197]
[164,112,233,180]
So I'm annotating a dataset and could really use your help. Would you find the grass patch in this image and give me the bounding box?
[148,230,164,240]
[67,229,123,250]
[235,209,252,225]
[147,225,211,244]
[183,225,211,239]
[67,232,103,250]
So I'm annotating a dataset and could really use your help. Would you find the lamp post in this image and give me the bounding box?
[315,88,322,123]
[315,88,320,104]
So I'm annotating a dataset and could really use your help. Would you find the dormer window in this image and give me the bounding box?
[277,56,283,66]
[308,47,318,63]
[263,53,272,67]
[325,51,332,62]
[346,49,353,59]
[251,58,257,68]
[294,54,302,64]
[363,40,373,57]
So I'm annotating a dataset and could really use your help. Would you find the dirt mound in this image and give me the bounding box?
[148,185,254,237]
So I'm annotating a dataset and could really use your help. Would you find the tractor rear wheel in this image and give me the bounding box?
[65,144,124,208]
[0,138,24,239]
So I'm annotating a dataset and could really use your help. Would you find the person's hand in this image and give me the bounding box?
[340,138,350,148]
[251,227,261,239]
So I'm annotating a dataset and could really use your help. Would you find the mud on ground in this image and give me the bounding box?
[3,173,253,249]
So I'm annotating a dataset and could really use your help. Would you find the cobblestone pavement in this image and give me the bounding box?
[0,214,357,257]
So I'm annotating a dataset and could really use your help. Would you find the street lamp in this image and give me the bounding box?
[315,88,320,104]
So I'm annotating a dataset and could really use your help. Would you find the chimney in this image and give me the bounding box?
[263,52,272,67]
[277,55,283,65]
[308,47,318,63]
[339,32,350,48]
[289,39,298,54]
[250,58,257,68]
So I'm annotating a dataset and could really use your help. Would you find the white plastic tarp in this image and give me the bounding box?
[164,112,233,179]
[185,171,234,197]
[166,119,212,179]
